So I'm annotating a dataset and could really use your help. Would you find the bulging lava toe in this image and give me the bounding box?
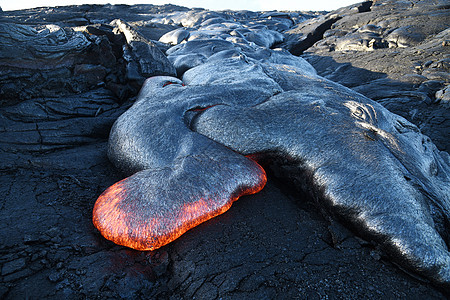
[93,155,266,251]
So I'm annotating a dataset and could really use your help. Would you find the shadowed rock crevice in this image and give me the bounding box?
[285,16,342,56]
[358,1,373,12]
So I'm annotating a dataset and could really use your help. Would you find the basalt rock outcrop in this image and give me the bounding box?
[0,1,449,299]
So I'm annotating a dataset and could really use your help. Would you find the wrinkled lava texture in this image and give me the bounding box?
[1,1,449,299]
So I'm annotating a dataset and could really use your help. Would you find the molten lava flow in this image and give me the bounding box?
[162,81,185,87]
[93,159,266,251]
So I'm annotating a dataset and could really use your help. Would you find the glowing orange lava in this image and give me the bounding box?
[93,160,266,251]
[162,81,185,87]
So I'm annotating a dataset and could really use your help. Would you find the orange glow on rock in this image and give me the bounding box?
[93,159,266,251]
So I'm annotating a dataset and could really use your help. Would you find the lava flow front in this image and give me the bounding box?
[93,158,267,251]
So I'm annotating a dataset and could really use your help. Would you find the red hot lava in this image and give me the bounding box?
[93,158,267,251]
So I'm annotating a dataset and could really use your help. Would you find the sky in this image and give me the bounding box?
[1,0,361,12]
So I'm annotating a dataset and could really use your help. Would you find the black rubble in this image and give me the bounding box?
[0,1,449,299]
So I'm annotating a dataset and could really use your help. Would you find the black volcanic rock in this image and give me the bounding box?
[0,23,96,103]
[284,0,450,152]
[111,19,176,84]
[0,1,449,299]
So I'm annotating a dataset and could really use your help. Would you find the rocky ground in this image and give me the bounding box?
[284,0,450,152]
[0,1,448,299]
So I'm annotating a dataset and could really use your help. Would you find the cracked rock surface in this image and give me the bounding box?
[0,1,449,299]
